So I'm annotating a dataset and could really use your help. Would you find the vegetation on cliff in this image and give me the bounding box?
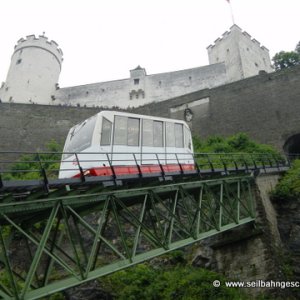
[271,159,300,201]
[100,251,247,300]
[193,133,279,155]
[2,139,61,180]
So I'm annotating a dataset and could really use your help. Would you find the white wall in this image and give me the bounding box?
[54,63,227,108]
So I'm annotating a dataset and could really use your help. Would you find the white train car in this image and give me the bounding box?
[59,111,194,179]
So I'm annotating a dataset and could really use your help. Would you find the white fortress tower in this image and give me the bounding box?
[0,34,63,104]
[207,25,273,82]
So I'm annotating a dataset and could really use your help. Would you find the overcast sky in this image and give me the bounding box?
[0,0,299,87]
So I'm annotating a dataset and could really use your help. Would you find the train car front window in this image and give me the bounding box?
[100,117,112,145]
[63,116,97,158]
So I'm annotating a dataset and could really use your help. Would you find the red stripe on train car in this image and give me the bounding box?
[74,164,195,178]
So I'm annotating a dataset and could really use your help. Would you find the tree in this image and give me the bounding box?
[296,41,300,54]
[272,51,300,71]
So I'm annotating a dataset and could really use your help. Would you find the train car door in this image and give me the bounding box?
[112,115,141,172]
[141,119,165,168]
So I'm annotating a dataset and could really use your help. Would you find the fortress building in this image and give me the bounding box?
[0,25,273,108]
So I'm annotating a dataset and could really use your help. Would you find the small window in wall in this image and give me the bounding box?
[142,119,153,147]
[128,118,140,146]
[175,123,184,148]
[16,59,22,65]
[114,116,128,145]
[153,121,163,147]
[166,122,175,147]
[101,117,112,145]
[255,62,259,67]
[134,78,139,85]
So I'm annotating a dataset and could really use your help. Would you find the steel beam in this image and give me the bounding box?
[0,176,255,300]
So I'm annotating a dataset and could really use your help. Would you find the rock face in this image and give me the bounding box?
[274,198,300,282]
[191,174,299,299]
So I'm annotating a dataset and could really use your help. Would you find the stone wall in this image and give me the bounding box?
[55,63,227,108]
[1,65,300,154]
[134,65,300,152]
[192,174,296,298]
[0,103,99,152]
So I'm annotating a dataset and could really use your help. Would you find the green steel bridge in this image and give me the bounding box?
[0,151,289,299]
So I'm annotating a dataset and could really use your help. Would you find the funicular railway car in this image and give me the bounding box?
[59,111,194,179]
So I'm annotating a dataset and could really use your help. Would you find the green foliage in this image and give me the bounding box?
[193,133,279,155]
[101,262,247,300]
[272,42,300,71]
[272,51,300,71]
[296,41,300,54]
[192,133,282,171]
[3,140,62,180]
[271,159,300,201]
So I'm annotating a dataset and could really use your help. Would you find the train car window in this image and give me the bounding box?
[114,116,127,145]
[175,123,184,148]
[64,116,97,158]
[166,122,175,147]
[128,118,140,146]
[153,121,163,147]
[184,126,192,150]
[142,119,153,147]
[100,117,112,145]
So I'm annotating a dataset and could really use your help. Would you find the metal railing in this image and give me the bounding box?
[0,150,289,186]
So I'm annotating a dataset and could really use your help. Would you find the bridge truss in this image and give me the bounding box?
[0,176,255,300]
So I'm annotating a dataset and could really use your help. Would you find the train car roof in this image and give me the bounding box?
[97,110,189,125]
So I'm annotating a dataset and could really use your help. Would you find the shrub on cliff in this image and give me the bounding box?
[271,159,300,201]
[3,140,62,180]
[193,133,279,155]
[101,262,246,300]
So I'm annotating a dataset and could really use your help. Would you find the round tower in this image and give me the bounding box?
[0,34,63,105]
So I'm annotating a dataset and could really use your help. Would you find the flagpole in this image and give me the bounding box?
[226,0,235,25]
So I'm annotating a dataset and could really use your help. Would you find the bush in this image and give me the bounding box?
[3,140,62,180]
[101,262,247,300]
[271,159,300,201]
[193,133,279,155]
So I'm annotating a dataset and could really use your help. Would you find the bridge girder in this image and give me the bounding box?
[0,177,255,300]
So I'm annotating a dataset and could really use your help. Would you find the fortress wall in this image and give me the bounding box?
[1,66,300,153]
[145,63,227,103]
[0,103,99,152]
[55,79,130,108]
[54,63,227,109]
[134,65,300,151]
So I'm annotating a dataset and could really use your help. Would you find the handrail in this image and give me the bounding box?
[0,151,291,184]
